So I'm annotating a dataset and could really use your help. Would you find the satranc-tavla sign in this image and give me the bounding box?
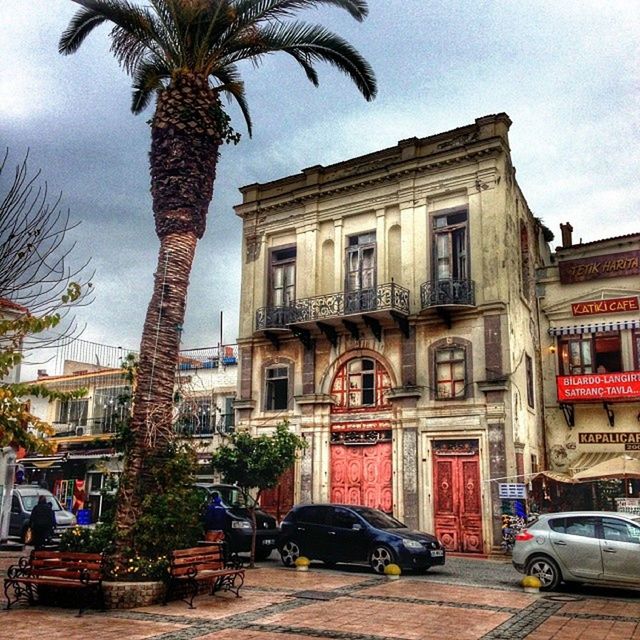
[557,371,640,402]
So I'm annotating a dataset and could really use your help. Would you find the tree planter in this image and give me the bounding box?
[102,581,167,610]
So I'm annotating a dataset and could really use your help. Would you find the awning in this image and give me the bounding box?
[531,470,577,484]
[549,319,640,336]
[17,455,67,468]
[569,451,636,475]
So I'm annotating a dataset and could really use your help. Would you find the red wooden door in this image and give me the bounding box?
[330,442,392,512]
[433,445,483,553]
[260,466,294,522]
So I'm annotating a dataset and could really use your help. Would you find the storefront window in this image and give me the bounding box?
[559,332,621,375]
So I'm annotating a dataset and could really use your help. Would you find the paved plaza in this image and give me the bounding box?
[1,552,639,640]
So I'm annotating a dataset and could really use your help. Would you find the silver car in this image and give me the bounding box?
[512,511,640,590]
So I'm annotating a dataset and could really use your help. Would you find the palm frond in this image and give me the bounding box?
[131,56,170,114]
[59,6,108,54]
[212,64,253,136]
[223,21,377,100]
[232,0,368,26]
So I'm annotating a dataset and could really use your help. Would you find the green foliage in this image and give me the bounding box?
[59,522,116,554]
[211,422,305,494]
[128,442,204,559]
[0,294,89,452]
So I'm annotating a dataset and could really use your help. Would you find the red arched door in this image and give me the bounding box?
[432,439,483,553]
[330,357,393,512]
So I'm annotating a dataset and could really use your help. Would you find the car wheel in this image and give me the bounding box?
[526,556,561,591]
[369,545,395,574]
[279,540,301,567]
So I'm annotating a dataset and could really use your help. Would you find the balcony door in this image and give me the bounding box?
[345,232,376,313]
[433,210,468,281]
[268,246,296,326]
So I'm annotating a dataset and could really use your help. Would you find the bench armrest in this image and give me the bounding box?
[7,556,31,579]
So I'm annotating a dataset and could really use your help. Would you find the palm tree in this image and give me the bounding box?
[59,0,376,558]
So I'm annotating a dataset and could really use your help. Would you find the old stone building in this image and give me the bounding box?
[234,113,551,553]
[537,227,640,495]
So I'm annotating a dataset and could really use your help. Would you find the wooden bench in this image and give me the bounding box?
[166,544,244,608]
[4,550,105,615]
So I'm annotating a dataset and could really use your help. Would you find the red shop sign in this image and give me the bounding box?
[572,296,639,316]
[557,372,640,402]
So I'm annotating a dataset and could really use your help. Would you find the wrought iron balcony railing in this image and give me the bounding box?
[420,278,475,309]
[291,282,410,324]
[255,305,297,332]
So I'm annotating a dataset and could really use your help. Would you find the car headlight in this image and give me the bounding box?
[402,539,424,550]
[231,520,252,529]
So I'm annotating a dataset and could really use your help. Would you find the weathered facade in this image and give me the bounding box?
[235,113,551,553]
[538,227,640,484]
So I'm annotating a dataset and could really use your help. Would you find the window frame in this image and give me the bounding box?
[429,338,473,401]
[558,331,622,375]
[269,245,297,308]
[431,208,469,282]
[264,363,291,412]
[525,354,534,408]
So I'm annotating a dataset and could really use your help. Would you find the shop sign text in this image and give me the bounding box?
[571,296,639,316]
[559,250,640,284]
[557,372,640,402]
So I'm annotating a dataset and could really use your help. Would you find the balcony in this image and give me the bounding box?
[290,282,409,325]
[420,278,475,310]
[51,417,119,438]
[255,305,297,333]
[178,344,238,370]
[254,283,410,345]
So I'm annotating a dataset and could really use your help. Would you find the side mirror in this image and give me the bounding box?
[352,523,362,531]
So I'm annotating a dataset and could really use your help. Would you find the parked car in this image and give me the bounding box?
[512,511,640,590]
[278,503,445,574]
[9,485,77,544]
[196,483,279,560]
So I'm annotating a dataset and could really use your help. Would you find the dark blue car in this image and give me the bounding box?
[278,504,445,574]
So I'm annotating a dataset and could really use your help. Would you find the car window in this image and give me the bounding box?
[350,506,405,529]
[20,494,62,512]
[332,507,360,528]
[602,518,640,544]
[295,506,332,525]
[548,517,565,533]
[564,516,598,538]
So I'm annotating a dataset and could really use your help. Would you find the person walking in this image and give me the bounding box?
[29,495,56,550]
[204,492,227,540]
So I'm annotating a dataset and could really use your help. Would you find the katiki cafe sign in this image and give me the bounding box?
[557,372,640,402]
[572,296,639,317]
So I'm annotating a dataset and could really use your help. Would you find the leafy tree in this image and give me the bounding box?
[211,422,305,566]
[59,0,376,562]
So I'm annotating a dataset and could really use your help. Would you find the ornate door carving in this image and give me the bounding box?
[330,442,392,512]
[432,440,483,553]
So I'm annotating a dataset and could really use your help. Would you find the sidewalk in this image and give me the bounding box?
[1,552,639,640]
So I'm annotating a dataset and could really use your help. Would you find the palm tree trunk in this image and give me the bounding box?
[114,231,197,556]
[113,72,222,562]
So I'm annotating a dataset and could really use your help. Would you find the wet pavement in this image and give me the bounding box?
[1,551,639,639]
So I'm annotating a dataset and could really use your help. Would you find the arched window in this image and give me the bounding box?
[331,357,391,411]
[429,338,473,400]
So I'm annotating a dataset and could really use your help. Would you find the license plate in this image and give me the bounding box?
[430,549,444,557]
[262,539,275,546]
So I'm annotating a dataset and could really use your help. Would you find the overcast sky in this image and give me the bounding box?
[2,1,638,375]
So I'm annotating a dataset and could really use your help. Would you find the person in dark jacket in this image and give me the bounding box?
[204,492,227,533]
[29,495,56,550]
